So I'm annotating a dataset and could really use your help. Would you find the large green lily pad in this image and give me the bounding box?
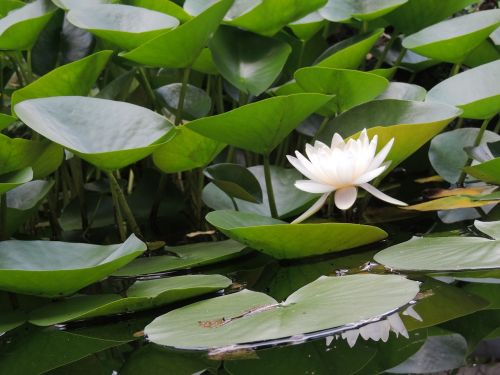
[0,168,33,194]
[426,60,500,120]
[67,4,179,51]
[402,9,500,63]
[112,240,247,277]
[52,0,117,10]
[145,274,419,349]
[187,93,331,154]
[29,274,232,326]
[202,165,317,219]
[120,0,232,68]
[0,234,146,297]
[294,67,389,114]
[464,158,500,185]
[0,0,56,50]
[15,96,176,171]
[209,26,291,96]
[376,82,426,101]
[11,50,113,114]
[206,210,388,259]
[317,100,461,176]
[374,220,500,271]
[319,0,407,22]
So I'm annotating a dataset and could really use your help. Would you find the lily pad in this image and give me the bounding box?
[0,234,146,297]
[145,274,419,349]
[67,4,179,51]
[209,26,291,96]
[376,82,426,101]
[52,0,117,10]
[152,125,224,173]
[374,220,500,271]
[403,195,499,212]
[187,93,331,154]
[202,165,317,218]
[0,113,16,131]
[11,50,113,114]
[464,158,500,185]
[318,100,461,175]
[288,11,325,41]
[156,83,212,120]
[294,67,389,114]
[206,210,388,259]
[29,274,232,326]
[0,0,57,50]
[112,240,247,277]
[120,0,232,68]
[0,168,33,194]
[15,96,176,171]
[129,0,190,23]
[402,9,500,63]
[319,0,407,22]
[426,60,500,120]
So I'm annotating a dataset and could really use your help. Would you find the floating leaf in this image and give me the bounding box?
[156,83,212,120]
[319,0,407,22]
[374,220,500,271]
[426,60,500,120]
[130,0,190,23]
[0,168,33,195]
[464,158,500,185]
[11,50,112,114]
[206,210,387,259]
[288,11,325,41]
[209,26,291,96]
[112,240,246,277]
[403,195,498,212]
[29,274,232,326]
[145,274,419,349]
[0,234,146,297]
[52,0,117,10]
[0,113,16,131]
[152,125,224,173]
[67,4,179,51]
[187,93,331,154]
[205,163,263,203]
[428,128,500,184]
[294,67,388,114]
[386,47,439,72]
[0,0,57,50]
[203,165,317,218]
[120,0,232,68]
[402,10,500,63]
[15,96,176,171]
[376,82,426,101]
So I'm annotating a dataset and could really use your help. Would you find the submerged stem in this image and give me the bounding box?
[175,67,191,125]
[138,67,158,111]
[263,154,278,218]
[374,29,398,69]
[0,193,6,240]
[449,62,461,77]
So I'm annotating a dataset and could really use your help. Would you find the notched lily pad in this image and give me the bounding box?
[0,167,33,194]
[206,210,388,259]
[145,274,420,350]
[0,234,146,297]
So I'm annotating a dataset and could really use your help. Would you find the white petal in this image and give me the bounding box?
[334,186,358,210]
[360,183,407,206]
[387,313,409,338]
[369,137,394,170]
[402,305,422,321]
[341,329,359,348]
[354,165,387,185]
[296,151,330,182]
[287,155,318,181]
[295,180,334,194]
[331,133,345,148]
[325,336,334,346]
[291,192,330,224]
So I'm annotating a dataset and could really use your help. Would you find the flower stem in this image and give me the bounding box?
[263,154,278,218]
[138,67,158,111]
[449,62,461,77]
[393,47,406,68]
[457,117,492,186]
[0,193,7,240]
[149,173,167,231]
[175,67,191,125]
[374,29,398,69]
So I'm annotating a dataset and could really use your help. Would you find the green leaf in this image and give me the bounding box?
[428,128,500,184]
[464,158,500,185]
[52,0,117,10]
[129,0,191,23]
[294,67,389,114]
[120,0,232,68]
[145,274,419,349]
[67,4,179,51]
[209,26,291,96]
[0,168,33,194]
[15,96,176,171]
[315,29,383,69]
[0,0,57,50]
[29,274,232,325]
[0,134,55,175]
[374,220,500,271]
[0,234,146,297]
[463,39,500,68]
[376,82,426,101]
[402,9,500,63]
[0,1,24,17]
[203,165,317,218]
[205,163,263,203]
[11,50,112,115]
[152,125,224,173]
[288,11,325,41]
[318,100,461,176]
[427,60,500,120]
[475,219,500,240]
[319,0,407,22]
[112,240,246,277]
[156,83,212,120]
[3,180,53,237]
[206,210,388,259]
[384,0,477,35]
[0,113,16,131]
[187,93,331,154]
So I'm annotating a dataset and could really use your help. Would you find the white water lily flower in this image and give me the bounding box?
[287,129,407,223]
